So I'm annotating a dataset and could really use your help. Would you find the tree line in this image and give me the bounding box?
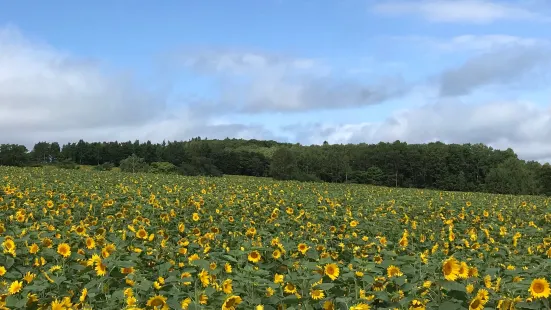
[1,138,551,196]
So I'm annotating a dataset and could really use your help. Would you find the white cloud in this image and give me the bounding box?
[437,35,544,51]
[288,100,551,162]
[0,26,275,146]
[372,0,543,23]
[437,44,551,96]
[178,49,409,113]
[392,34,547,52]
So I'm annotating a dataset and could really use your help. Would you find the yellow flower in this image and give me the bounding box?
[136,228,148,239]
[409,299,425,310]
[248,250,261,263]
[51,299,65,310]
[223,279,233,294]
[224,263,232,273]
[529,278,550,299]
[222,295,242,310]
[28,243,39,254]
[324,263,340,280]
[8,280,23,295]
[387,265,403,278]
[469,297,485,310]
[458,261,469,279]
[199,269,210,287]
[146,294,167,308]
[57,243,71,258]
[350,303,371,310]
[442,257,460,281]
[274,273,284,284]
[297,243,309,255]
[95,263,107,276]
[79,288,88,302]
[323,300,335,310]
[310,289,325,300]
[476,289,489,303]
[284,283,297,294]
[0,266,6,276]
[23,272,36,284]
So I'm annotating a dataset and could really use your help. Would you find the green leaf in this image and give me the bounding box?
[515,302,543,309]
[438,301,461,310]
[281,295,300,304]
[314,283,335,290]
[440,280,466,293]
[5,256,14,269]
[4,295,21,308]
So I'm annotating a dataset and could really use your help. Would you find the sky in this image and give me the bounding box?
[1,0,551,161]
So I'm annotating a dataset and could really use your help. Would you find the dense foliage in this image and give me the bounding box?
[1,166,551,309]
[2,138,551,195]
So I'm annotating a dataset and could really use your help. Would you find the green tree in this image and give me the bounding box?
[485,158,538,195]
[119,154,149,173]
[270,147,297,180]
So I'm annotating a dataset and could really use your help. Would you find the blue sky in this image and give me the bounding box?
[1,0,551,161]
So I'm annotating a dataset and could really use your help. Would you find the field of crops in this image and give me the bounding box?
[1,166,551,309]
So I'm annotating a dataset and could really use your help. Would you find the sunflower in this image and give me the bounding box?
[146,294,168,308]
[469,297,485,310]
[248,250,261,263]
[192,213,200,221]
[458,261,469,279]
[136,228,148,240]
[387,265,403,278]
[199,269,210,287]
[323,301,335,310]
[8,280,22,295]
[181,298,192,310]
[95,263,107,276]
[310,289,325,300]
[284,283,297,294]
[409,299,425,310]
[51,299,64,310]
[23,272,35,284]
[297,243,309,255]
[79,288,88,302]
[57,243,71,258]
[476,289,489,303]
[222,295,242,310]
[274,273,284,284]
[442,257,460,281]
[324,263,340,280]
[350,303,371,310]
[272,249,282,259]
[28,243,39,254]
[222,279,233,294]
[529,278,551,299]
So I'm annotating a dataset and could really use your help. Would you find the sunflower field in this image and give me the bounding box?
[1,166,551,310]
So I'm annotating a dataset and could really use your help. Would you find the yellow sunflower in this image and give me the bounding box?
[8,280,23,295]
[146,294,167,308]
[442,257,460,281]
[324,263,340,280]
[529,278,551,299]
[57,243,71,258]
[222,295,242,310]
[248,250,261,263]
[469,297,485,310]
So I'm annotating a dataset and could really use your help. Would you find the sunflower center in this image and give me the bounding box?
[534,283,544,293]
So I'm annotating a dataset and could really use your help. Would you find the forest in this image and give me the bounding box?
[1,137,551,196]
